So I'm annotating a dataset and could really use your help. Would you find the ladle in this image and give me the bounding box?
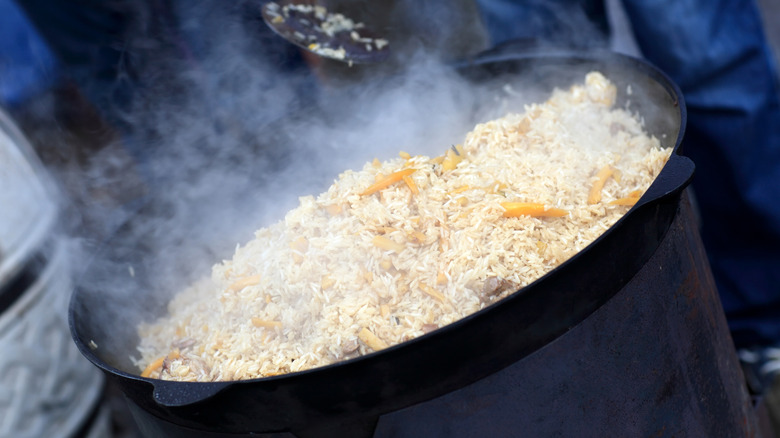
[261,0,390,64]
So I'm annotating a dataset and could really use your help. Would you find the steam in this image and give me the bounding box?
[67,0,494,369]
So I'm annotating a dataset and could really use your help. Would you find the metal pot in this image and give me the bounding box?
[0,109,108,438]
[69,51,755,437]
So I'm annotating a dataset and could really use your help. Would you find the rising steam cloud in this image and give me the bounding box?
[70,0,493,362]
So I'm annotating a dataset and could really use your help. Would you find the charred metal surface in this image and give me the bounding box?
[373,193,756,437]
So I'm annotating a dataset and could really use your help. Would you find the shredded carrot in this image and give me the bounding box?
[358,327,388,351]
[439,234,449,252]
[419,283,447,303]
[290,237,308,264]
[227,274,262,292]
[373,235,405,253]
[612,168,623,184]
[436,272,447,285]
[325,204,342,216]
[406,230,427,244]
[399,151,411,160]
[609,197,639,206]
[251,318,282,329]
[375,226,398,234]
[402,174,419,195]
[141,356,165,378]
[291,237,308,251]
[321,274,336,289]
[441,147,464,171]
[588,165,615,204]
[609,189,642,206]
[449,185,471,195]
[372,158,381,167]
[429,156,445,165]
[361,168,417,196]
[500,202,568,218]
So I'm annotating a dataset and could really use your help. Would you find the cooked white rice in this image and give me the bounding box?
[137,72,671,381]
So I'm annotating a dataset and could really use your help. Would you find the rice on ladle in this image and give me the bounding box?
[137,72,671,381]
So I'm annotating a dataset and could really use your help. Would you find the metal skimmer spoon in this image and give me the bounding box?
[261,1,391,64]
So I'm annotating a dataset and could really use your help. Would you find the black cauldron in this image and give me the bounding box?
[69,51,757,437]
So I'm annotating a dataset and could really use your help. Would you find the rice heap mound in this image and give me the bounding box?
[137,72,671,381]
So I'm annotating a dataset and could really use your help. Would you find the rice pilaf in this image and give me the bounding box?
[137,72,672,381]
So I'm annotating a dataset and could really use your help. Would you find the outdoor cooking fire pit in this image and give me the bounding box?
[69,50,757,437]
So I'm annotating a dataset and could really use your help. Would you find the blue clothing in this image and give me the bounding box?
[476,0,780,348]
[476,0,610,49]
[0,0,57,107]
[10,0,138,129]
[622,0,780,349]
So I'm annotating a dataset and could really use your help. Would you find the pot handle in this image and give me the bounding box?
[152,380,231,407]
[636,153,695,208]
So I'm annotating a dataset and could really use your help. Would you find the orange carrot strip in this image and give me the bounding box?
[227,274,262,292]
[361,168,417,196]
[588,165,614,204]
[441,148,464,171]
[407,230,427,244]
[141,356,165,378]
[609,197,639,206]
[402,174,419,195]
[251,318,282,329]
[372,235,405,253]
[358,327,388,351]
[419,283,447,303]
[449,185,471,195]
[325,204,343,216]
[500,202,568,218]
[628,190,642,198]
[321,274,336,289]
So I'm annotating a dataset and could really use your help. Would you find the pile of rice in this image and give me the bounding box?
[136,72,671,382]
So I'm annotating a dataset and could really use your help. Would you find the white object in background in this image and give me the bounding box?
[0,108,106,438]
